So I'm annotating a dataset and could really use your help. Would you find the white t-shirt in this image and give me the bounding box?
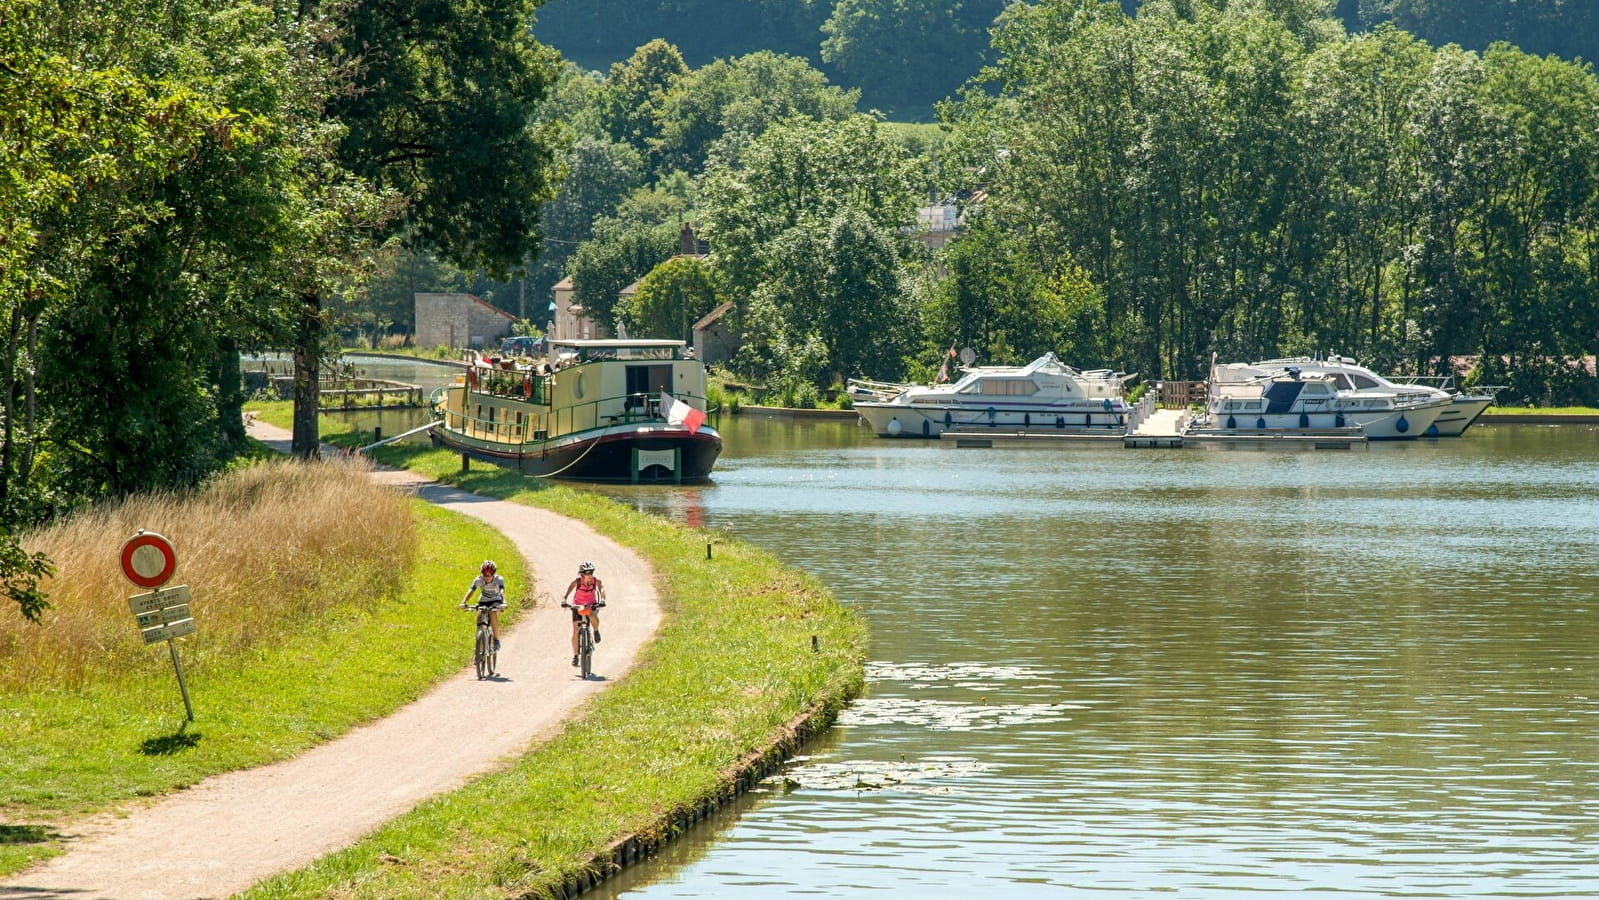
[468,574,506,605]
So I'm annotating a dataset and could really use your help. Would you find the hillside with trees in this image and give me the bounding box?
[533,1,1599,120]
[6,0,1599,617]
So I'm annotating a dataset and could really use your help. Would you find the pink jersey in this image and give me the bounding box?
[573,575,599,606]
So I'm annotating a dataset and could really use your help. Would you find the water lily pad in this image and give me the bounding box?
[866,661,1054,690]
[839,697,1076,731]
[775,755,993,792]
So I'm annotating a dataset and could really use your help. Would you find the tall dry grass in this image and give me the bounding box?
[1,459,415,692]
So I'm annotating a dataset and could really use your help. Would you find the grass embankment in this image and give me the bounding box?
[0,459,524,877]
[1482,406,1599,416]
[239,403,867,898]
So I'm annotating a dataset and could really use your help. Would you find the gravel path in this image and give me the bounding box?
[0,422,661,900]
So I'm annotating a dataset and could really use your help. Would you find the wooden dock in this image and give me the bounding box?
[940,429,1125,448]
[1183,427,1366,450]
[1124,408,1187,448]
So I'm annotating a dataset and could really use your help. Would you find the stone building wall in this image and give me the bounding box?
[415,292,517,350]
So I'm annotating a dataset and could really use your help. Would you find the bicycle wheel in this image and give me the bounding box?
[476,627,490,679]
[485,629,497,677]
[578,625,593,679]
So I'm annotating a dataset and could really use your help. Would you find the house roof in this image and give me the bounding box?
[692,300,735,332]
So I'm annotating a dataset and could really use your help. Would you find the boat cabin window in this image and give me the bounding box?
[965,379,1037,396]
[1349,373,1380,389]
[1329,374,1355,391]
[625,364,674,410]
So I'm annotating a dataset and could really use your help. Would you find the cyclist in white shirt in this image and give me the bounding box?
[461,560,506,651]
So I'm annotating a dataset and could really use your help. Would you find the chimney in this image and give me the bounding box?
[680,222,695,256]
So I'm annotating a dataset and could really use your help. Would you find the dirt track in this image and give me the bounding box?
[0,422,661,900]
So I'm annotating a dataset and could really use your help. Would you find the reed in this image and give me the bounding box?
[1,459,414,692]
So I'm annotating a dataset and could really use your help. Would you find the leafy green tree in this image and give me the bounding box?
[1358,0,1598,70]
[287,0,567,456]
[651,52,860,175]
[618,256,724,342]
[593,39,690,153]
[821,0,1009,118]
[700,115,922,385]
[567,219,681,331]
[817,209,919,381]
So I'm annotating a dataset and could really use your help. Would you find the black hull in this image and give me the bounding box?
[437,426,722,483]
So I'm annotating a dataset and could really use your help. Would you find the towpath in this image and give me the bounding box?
[0,421,661,900]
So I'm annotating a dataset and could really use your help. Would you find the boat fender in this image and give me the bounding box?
[1024,413,1031,427]
[1102,398,1113,411]
[1056,417,1065,429]
[987,406,996,420]
[944,411,953,428]
[1396,415,1409,433]
[922,419,931,437]
[1426,423,1439,437]
[1227,415,1237,429]
[1335,412,1345,428]
[466,368,478,391]
[1256,417,1266,429]
[887,417,902,435]
[1299,413,1309,429]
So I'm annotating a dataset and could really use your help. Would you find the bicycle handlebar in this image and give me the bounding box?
[560,600,607,609]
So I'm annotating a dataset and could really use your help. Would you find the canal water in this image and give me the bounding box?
[321,358,1599,897]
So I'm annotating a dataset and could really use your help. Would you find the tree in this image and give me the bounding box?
[650,52,860,175]
[287,0,567,457]
[700,115,922,386]
[567,219,681,331]
[618,256,725,342]
[821,0,1009,118]
[593,39,689,153]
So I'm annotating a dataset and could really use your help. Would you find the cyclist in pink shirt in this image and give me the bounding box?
[562,561,605,666]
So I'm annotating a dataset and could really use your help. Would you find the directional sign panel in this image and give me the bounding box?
[142,618,196,645]
[135,604,191,629]
[129,585,192,616]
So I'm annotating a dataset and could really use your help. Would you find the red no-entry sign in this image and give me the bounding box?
[121,531,177,589]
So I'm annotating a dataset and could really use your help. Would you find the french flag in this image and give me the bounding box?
[660,391,707,435]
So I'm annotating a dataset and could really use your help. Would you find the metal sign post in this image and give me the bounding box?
[121,532,197,721]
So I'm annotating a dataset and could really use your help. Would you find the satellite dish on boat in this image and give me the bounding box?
[959,347,976,367]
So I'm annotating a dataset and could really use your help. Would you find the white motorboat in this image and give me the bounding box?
[1229,355,1496,436]
[1197,362,1450,440]
[848,352,1133,438]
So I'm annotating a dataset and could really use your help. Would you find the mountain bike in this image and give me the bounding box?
[563,600,605,679]
[461,601,503,679]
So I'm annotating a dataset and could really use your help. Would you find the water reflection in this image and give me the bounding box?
[588,418,1599,898]
[291,371,1599,896]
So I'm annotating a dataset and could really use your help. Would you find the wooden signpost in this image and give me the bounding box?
[121,531,196,721]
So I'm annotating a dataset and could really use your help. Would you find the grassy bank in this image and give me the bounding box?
[1480,406,1599,416]
[238,403,867,898]
[0,460,524,876]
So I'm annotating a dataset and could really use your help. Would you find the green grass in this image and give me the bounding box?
[235,411,867,898]
[0,502,524,876]
[1482,405,1599,415]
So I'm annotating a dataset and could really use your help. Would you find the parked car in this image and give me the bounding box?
[500,335,546,357]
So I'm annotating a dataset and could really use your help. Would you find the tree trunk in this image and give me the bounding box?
[0,305,19,502]
[292,290,322,459]
[20,312,37,484]
[216,336,246,452]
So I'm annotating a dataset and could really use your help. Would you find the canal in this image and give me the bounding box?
[323,357,1599,897]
